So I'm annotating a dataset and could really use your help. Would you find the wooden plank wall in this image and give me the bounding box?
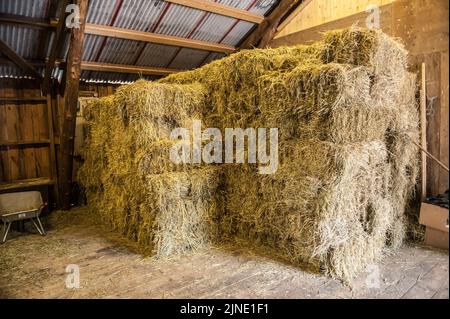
[0,79,117,197]
[79,83,116,97]
[52,82,117,143]
[270,0,449,196]
[275,0,395,39]
[0,79,50,183]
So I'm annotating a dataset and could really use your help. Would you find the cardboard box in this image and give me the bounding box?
[425,227,449,250]
[419,202,449,250]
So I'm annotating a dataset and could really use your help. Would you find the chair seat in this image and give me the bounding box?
[0,191,43,215]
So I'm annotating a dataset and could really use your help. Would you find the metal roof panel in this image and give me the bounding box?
[168,48,209,69]
[0,0,281,80]
[0,0,50,18]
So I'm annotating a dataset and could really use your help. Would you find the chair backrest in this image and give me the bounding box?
[0,191,43,215]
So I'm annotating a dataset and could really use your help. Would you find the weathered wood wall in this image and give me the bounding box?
[0,79,117,204]
[271,0,449,196]
[79,83,116,97]
[0,79,51,183]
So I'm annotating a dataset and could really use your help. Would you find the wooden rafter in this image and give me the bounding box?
[43,0,70,93]
[0,13,54,29]
[165,0,264,24]
[59,0,88,210]
[84,24,236,54]
[0,57,65,68]
[0,58,44,68]
[0,38,43,79]
[240,0,302,49]
[80,61,178,76]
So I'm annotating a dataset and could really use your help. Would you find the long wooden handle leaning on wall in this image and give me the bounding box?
[411,139,450,173]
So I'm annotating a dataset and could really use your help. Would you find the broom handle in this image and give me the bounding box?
[411,139,449,173]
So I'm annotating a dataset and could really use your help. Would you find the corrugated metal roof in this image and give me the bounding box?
[135,43,180,67]
[0,0,281,83]
[168,48,210,69]
[0,0,50,18]
[114,0,167,31]
[86,0,118,25]
[0,24,47,60]
[97,38,144,64]
[82,35,106,61]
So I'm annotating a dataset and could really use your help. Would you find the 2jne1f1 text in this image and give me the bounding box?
[180,303,269,316]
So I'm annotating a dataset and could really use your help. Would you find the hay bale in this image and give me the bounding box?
[79,26,420,282]
[160,27,418,281]
[115,80,207,145]
[258,63,393,143]
[385,72,422,245]
[223,140,392,280]
[147,167,224,257]
[79,81,223,257]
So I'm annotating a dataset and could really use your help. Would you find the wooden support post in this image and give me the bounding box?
[46,90,59,207]
[43,0,70,94]
[60,0,88,210]
[420,63,427,200]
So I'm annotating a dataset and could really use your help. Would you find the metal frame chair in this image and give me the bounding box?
[0,191,46,243]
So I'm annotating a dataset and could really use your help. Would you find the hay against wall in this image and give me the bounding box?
[161,27,420,281]
[80,27,420,281]
[386,72,423,244]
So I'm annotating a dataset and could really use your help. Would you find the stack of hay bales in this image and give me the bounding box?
[79,27,420,281]
[161,27,420,281]
[79,82,224,257]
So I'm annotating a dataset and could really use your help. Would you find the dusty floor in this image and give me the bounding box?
[0,208,448,299]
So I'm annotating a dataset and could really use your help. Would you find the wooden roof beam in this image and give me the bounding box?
[0,38,43,80]
[80,61,178,76]
[84,24,236,54]
[165,0,264,24]
[0,13,55,29]
[240,0,302,49]
[43,0,70,93]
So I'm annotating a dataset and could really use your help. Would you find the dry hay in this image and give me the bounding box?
[79,27,421,282]
[222,140,392,280]
[79,82,223,257]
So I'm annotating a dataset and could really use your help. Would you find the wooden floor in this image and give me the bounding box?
[0,209,448,299]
